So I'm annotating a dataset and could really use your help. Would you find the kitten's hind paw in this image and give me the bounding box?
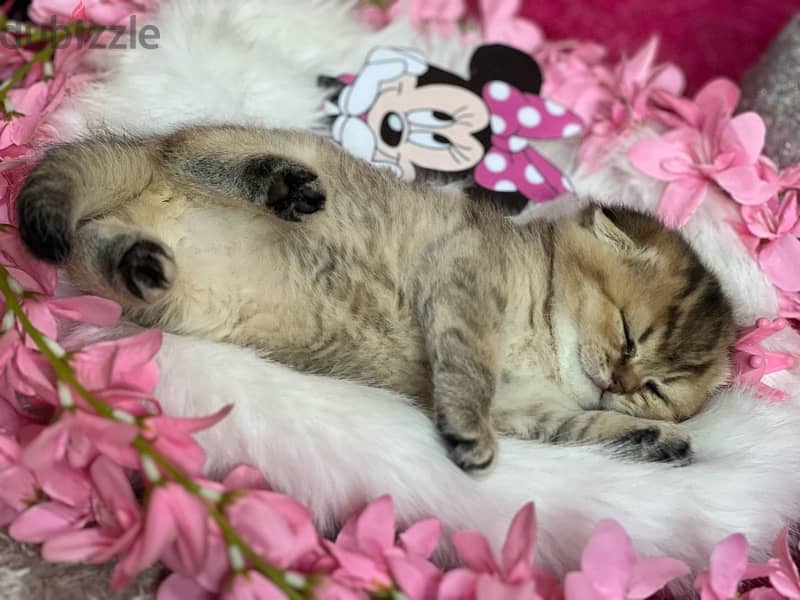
[609,426,693,466]
[117,239,176,303]
[242,157,326,222]
[437,419,497,474]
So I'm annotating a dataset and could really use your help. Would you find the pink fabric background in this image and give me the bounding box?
[510,0,800,93]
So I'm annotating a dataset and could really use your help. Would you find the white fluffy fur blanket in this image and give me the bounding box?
[52,0,800,584]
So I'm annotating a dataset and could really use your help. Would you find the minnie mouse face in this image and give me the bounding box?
[365,74,490,181]
[321,44,581,213]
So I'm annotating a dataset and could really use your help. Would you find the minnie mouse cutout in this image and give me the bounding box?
[318,44,584,213]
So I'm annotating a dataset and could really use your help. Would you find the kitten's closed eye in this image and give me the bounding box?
[620,312,635,359]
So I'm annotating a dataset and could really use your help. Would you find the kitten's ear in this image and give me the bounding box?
[580,205,637,252]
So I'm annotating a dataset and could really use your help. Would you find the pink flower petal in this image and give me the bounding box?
[452,530,500,574]
[501,502,536,582]
[227,494,298,568]
[437,568,478,600]
[769,527,800,598]
[628,556,689,599]
[9,501,88,543]
[746,588,790,599]
[355,495,395,560]
[621,37,658,86]
[133,487,179,572]
[775,195,799,236]
[474,574,537,600]
[223,464,268,490]
[580,519,636,599]
[695,79,740,122]
[47,295,121,327]
[42,527,113,562]
[759,236,800,291]
[715,165,780,205]
[709,534,748,598]
[156,573,216,600]
[563,571,603,599]
[650,64,685,97]
[723,113,766,165]
[224,571,286,600]
[0,464,36,511]
[91,456,140,517]
[387,554,441,600]
[658,178,709,228]
[628,138,692,181]
[325,541,391,589]
[399,517,441,559]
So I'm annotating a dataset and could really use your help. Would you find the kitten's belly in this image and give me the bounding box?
[148,204,431,398]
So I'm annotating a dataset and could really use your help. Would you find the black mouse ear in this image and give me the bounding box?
[316,75,347,99]
[467,44,543,95]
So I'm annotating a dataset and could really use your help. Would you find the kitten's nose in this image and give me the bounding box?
[608,368,640,394]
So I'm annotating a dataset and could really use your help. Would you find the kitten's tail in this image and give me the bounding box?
[16,136,156,263]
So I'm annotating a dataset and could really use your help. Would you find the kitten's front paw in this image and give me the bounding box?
[437,416,497,474]
[117,239,176,302]
[242,157,326,222]
[610,426,693,466]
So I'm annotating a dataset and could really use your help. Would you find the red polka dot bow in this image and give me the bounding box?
[475,81,584,203]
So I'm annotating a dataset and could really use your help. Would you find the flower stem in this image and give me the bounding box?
[0,265,307,599]
[0,20,103,115]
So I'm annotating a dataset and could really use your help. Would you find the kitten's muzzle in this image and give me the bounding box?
[607,366,641,394]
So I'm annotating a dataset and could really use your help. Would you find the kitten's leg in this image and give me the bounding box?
[177,154,326,222]
[68,217,176,310]
[160,128,326,221]
[414,252,506,473]
[493,404,693,465]
[17,137,156,263]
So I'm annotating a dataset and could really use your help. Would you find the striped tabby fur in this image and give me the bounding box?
[16,126,735,472]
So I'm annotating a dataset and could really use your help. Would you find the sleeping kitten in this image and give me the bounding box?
[16,126,735,472]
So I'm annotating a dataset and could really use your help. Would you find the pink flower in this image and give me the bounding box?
[0,228,57,295]
[0,35,34,83]
[224,483,322,571]
[30,0,155,26]
[744,589,787,599]
[536,40,608,113]
[41,456,142,563]
[479,0,543,53]
[767,527,800,598]
[0,435,37,525]
[0,327,53,413]
[222,571,287,600]
[563,519,689,599]
[157,467,277,598]
[732,164,800,292]
[0,74,76,154]
[21,407,138,473]
[112,481,209,589]
[327,495,443,598]
[629,79,772,227]
[439,502,561,600]
[732,318,796,401]
[70,329,162,397]
[576,38,684,171]
[357,4,391,30]
[9,498,91,543]
[778,290,800,325]
[694,533,775,600]
[388,0,465,37]
[138,404,232,475]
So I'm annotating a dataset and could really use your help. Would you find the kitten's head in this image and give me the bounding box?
[558,204,735,421]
